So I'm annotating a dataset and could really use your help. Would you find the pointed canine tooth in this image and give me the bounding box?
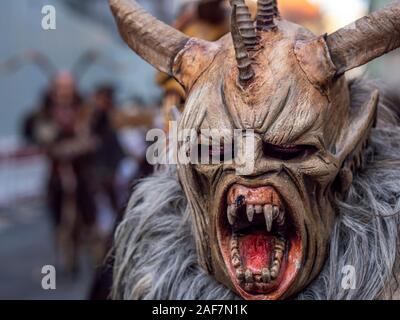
[261,268,271,283]
[246,205,254,222]
[245,269,253,283]
[227,205,236,225]
[263,204,273,232]
[255,205,262,214]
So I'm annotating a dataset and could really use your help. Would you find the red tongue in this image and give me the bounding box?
[239,230,274,273]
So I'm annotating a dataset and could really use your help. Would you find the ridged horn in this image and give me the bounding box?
[231,4,255,84]
[257,0,277,31]
[326,2,400,76]
[230,0,258,49]
[108,0,190,76]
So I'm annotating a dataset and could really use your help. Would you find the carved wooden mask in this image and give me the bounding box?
[110,0,400,299]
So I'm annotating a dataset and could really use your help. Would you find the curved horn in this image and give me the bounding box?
[326,2,400,76]
[230,0,258,49]
[231,4,255,83]
[257,0,277,31]
[109,0,190,75]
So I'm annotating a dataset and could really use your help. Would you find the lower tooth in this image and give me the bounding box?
[274,249,284,261]
[261,268,271,283]
[275,239,286,251]
[244,283,254,291]
[236,268,245,281]
[227,205,236,225]
[231,248,239,257]
[232,256,241,268]
[245,269,253,283]
[231,234,238,245]
[271,263,280,279]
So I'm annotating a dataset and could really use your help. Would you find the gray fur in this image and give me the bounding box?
[112,80,400,300]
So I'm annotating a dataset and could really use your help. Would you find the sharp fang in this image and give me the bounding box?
[263,204,273,232]
[227,204,236,225]
[255,205,262,214]
[246,205,254,222]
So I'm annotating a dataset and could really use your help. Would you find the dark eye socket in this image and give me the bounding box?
[263,142,317,161]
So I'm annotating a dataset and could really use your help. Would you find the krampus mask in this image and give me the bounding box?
[109,0,400,300]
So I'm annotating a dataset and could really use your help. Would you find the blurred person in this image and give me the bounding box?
[88,98,157,300]
[89,85,125,220]
[34,72,101,276]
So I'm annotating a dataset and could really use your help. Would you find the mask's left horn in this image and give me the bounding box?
[109,0,217,90]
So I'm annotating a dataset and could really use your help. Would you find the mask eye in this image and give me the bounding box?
[263,142,317,161]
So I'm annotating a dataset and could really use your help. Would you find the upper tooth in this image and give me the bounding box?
[264,204,273,232]
[246,205,254,222]
[255,205,263,214]
[276,208,285,226]
[227,205,236,225]
[273,205,279,219]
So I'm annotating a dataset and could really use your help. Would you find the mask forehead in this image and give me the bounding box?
[186,20,350,150]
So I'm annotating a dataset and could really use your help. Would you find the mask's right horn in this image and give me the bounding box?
[326,2,400,76]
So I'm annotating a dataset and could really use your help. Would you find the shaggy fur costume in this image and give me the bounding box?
[112,80,400,300]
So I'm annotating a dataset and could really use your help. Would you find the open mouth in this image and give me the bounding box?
[218,184,302,299]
